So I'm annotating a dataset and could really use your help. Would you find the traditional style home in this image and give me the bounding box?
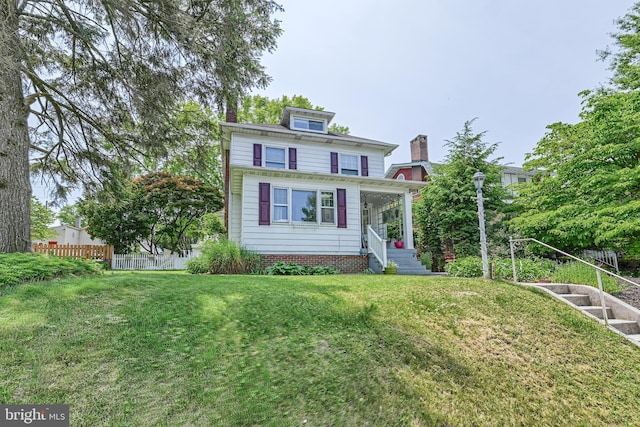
[219,107,428,273]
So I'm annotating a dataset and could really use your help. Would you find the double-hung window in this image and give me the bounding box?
[265,147,286,169]
[320,192,335,224]
[273,188,288,221]
[340,154,359,175]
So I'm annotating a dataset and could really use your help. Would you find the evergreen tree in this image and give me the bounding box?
[415,120,509,266]
[0,0,282,252]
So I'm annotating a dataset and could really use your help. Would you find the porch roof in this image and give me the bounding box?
[229,165,428,193]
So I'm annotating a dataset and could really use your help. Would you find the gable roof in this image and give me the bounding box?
[385,160,435,179]
[219,122,398,156]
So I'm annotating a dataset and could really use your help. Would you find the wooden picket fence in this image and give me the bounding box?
[111,253,192,270]
[32,244,114,261]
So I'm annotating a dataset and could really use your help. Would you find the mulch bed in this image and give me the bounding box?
[613,278,640,310]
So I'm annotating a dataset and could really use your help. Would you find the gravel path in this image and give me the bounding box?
[613,278,640,310]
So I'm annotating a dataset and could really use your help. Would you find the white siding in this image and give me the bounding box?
[229,191,242,242]
[230,134,387,178]
[240,175,361,255]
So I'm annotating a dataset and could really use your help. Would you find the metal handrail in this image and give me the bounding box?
[509,237,640,327]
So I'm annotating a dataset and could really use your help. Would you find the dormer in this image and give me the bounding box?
[280,106,336,134]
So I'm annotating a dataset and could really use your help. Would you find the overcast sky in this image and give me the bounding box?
[32,0,634,202]
[256,0,633,169]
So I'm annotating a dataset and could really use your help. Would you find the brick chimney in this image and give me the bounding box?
[225,99,237,123]
[410,134,428,162]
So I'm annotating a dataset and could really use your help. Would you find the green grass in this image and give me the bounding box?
[1,273,639,426]
[551,261,623,293]
[0,253,102,287]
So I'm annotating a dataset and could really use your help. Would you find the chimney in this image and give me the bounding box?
[225,98,237,123]
[410,134,428,162]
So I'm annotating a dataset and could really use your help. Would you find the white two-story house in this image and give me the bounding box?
[220,106,427,273]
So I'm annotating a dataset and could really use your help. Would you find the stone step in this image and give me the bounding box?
[561,294,592,306]
[608,319,640,335]
[582,306,614,319]
[398,270,431,276]
[537,284,569,294]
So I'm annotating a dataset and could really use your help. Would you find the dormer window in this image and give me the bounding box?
[280,106,335,134]
[291,116,326,133]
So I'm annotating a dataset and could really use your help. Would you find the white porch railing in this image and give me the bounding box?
[112,253,192,270]
[367,225,387,269]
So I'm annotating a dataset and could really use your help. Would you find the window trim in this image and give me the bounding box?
[265,146,287,169]
[270,187,336,225]
[339,154,359,176]
[290,115,327,134]
[272,187,289,222]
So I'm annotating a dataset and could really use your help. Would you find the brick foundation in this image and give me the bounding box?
[261,254,369,274]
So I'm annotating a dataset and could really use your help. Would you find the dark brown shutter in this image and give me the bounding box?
[337,188,347,228]
[289,147,297,170]
[253,144,262,167]
[330,152,338,173]
[259,183,270,225]
[361,156,369,176]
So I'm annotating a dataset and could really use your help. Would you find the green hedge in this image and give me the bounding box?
[445,256,556,282]
[265,262,340,275]
[0,253,103,287]
[445,256,623,292]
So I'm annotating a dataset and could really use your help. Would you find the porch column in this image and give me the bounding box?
[402,192,414,250]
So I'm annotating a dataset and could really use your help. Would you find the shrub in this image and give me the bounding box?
[266,262,340,275]
[552,261,622,294]
[186,239,262,274]
[494,258,556,282]
[445,256,555,281]
[185,256,210,274]
[445,257,483,278]
[0,253,103,287]
[420,252,433,270]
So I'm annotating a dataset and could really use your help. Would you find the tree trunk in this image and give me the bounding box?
[0,1,32,252]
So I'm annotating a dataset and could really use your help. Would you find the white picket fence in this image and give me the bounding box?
[111,254,192,270]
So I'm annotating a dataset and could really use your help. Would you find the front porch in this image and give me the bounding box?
[360,190,429,274]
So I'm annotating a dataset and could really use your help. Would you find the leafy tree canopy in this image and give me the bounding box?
[81,172,223,254]
[30,197,57,241]
[57,203,86,228]
[415,120,510,264]
[511,3,640,254]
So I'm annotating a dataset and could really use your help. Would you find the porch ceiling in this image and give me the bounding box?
[229,165,428,194]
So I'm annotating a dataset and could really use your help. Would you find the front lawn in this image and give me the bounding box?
[1,272,639,426]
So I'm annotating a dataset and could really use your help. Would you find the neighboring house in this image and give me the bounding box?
[33,224,105,246]
[385,135,537,197]
[219,106,427,273]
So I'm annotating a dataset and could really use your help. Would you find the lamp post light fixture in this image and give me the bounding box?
[473,171,490,279]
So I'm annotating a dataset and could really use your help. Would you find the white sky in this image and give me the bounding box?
[256,0,633,169]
